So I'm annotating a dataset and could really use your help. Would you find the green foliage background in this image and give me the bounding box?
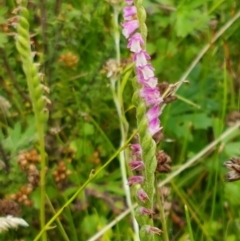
[0,0,240,240]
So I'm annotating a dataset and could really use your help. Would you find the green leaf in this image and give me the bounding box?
[82,122,94,136]
[186,0,212,9]
[175,9,209,37]
[224,142,240,157]
[226,235,236,241]
[224,182,240,206]
[0,7,8,17]
[0,32,7,48]
[2,119,37,153]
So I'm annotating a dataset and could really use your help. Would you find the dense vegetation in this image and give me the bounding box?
[0,0,240,240]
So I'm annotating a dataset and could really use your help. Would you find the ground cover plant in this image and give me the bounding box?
[0,0,240,240]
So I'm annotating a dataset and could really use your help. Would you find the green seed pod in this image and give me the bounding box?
[34,85,43,100]
[36,97,45,112]
[40,108,49,123]
[18,16,30,33]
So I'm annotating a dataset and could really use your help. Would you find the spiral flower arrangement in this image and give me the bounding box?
[15,5,49,123]
[122,0,163,239]
[15,1,50,239]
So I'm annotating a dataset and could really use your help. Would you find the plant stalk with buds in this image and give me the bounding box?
[122,0,164,240]
[15,1,49,240]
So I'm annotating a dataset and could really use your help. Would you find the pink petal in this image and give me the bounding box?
[137,189,150,203]
[133,50,150,67]
[148,118,162,136]
[129,160,145,171]
[123,6,137,20]
[128,176,144,186]
[127,33,145,52]
[140,87,163,106]
[137,64,155,79]
[138,207,155,215]
[138,76,158,88]
[122,20,139,39]
[130,143,142,155]
[147,105,161,121]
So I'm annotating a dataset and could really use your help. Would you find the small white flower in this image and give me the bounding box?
[0,220,10,231]
[0,215,29,233]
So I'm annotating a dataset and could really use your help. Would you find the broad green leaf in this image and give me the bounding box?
[224,142,240,157]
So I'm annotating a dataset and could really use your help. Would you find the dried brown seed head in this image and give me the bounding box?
[226,111,240,126]
[156,151,172,173]
[0,199,21,216]
[158,82,177,104]
[224,157,240,182]
[153,131,164,144]
[104,59,120,79]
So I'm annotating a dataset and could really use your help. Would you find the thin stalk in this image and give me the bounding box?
[113,6,120,64]
[184,205,195,241]
[111,88,139,238]
[221,59,228,131]
[155,181,169,241]
[211,59,228,220]
[1,49,30,102]
[23,65,47,241]
[21,27,47,241]
[38,126,47,241]
[16,3,48,240]
[116,221,121,241]
[62,201,79,241]
[112,4,139,240]
[24,69,47,241]
[239,89,240,110]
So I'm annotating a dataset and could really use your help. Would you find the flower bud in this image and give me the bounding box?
[137,188,149,203]
[128,175,144,186]
[129,160,145,171]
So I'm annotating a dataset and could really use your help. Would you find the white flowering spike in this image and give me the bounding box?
[0,216,29,233]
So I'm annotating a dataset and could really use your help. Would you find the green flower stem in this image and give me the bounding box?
[132,81,157,236]
[16,2,48,241]
[134,0,147,43]
[155,181,169,241]
[184,205,195,241]
[132,0,157,205]
[112,5,140,239]
[132,0,160,240]
[62,197,79,241]
[113,6,121,65]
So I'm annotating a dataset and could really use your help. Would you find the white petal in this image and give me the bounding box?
[0,216,29,233]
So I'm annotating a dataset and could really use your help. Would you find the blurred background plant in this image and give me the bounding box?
[0,0,240,240]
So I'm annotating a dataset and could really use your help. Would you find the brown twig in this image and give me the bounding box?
[0,49,30,102]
